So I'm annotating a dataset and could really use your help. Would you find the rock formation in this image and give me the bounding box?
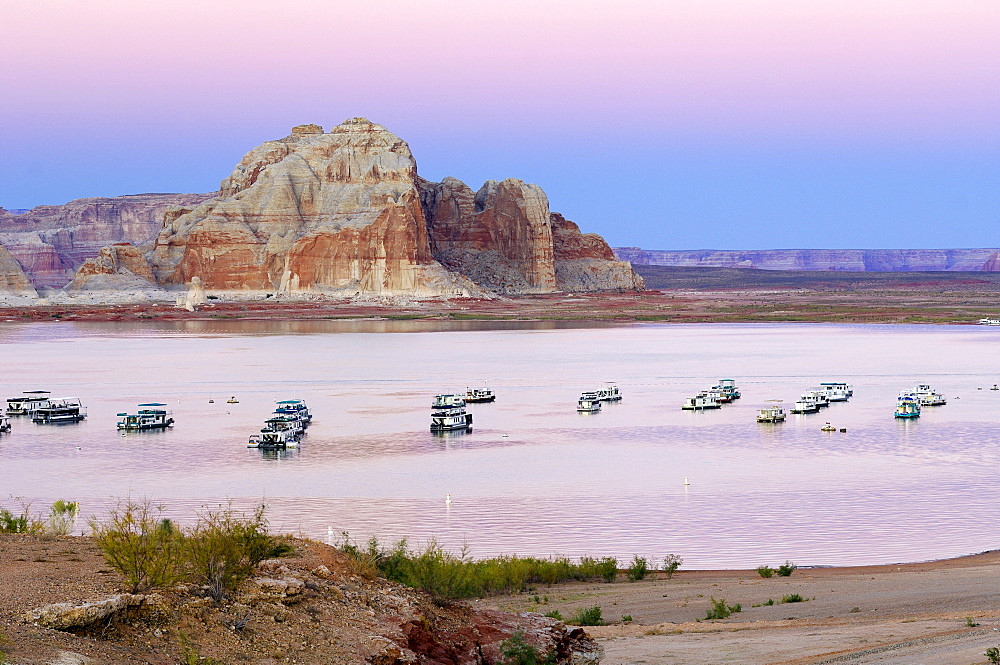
[150,119,480,297]
[551,213,644,291]
[983,252,1000,271]
[419,177,643,293]
[67,243,157,291]
[0,243,37,296]
[614,247,1000,272]
[0,194,214,288]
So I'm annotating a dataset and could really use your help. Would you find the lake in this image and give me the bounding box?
[1,320,999,569]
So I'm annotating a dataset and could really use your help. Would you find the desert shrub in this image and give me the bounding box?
[543,609,564,621]
[47,500,79,536]
[621,614,633,622]
[568,605,604,626]
[626,555,648,582]
[89,498,184,593]
[498,631,555,665]
[704,597,741,620]
[756,565,774,578]
[662,554,683,579]
[752,598,775,607]
[987,646,1000,664]
[967,617,980,627]
[780,593,804,603]
[0,499,44,535]
[579,556,618,582]
[185,503,277,601]
[776,560,797,577]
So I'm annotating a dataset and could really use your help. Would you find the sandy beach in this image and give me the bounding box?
[488,551,1000,664]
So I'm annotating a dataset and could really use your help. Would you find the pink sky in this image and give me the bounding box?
[3,0,998,248]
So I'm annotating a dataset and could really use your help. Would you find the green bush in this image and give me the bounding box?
[0,500,44,534]
[752,598,775,607]
[662,554,683,579]
[579,556,618,583]
[543,609,564,621]
[987,646,1000,664]
[47,500,79,536]
[498,631,554,665]
[780,593,804,604]
[704,597,742,620]
[776,561,797,577]
[89,498,184,593]
[185,503,277,601]
[569,605,604,626]
[626,555,648,582]
[756,565,774,578]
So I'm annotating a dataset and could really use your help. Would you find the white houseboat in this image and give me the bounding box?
[820,382,853,398]
[275,399,312,426]
[6,391,52,416]
[431,406,473,432]
[894,394,921,419]
[790,394,820,414]
[912,384,946,406]
[32,398,86,424]
[756,400,786,423]
[715,379,741,400]
[117,403,174,430]
[596,383,622,402]
[682,393,721,410]
[465,387,496,403]
[432,394,466,409]
[806,389,830,408]
[577,393,602,413]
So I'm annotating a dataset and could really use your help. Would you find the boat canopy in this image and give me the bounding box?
[276,399,304,405]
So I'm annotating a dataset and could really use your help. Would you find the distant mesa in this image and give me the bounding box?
[614,247,1000,272]
[0,118,642,298]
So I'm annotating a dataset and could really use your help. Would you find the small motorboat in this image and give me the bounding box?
[0,415,10,433]
[226,396,239,404]
[821,422,837,432]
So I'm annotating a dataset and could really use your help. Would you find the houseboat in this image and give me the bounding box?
[912,384,946,406]
[894,394,921,419]
[790,394,820,414]
[431,405,473,432]
[806,389,830,408]
[32,398,86,424]
[715,379,741,400]
[706,388,732,404]
[979,318,1000,326]
[117,403,174,430]
[274,399,312,426]
[248,428,299,449]
[682,393,721,410]
[465,387,496,403]
[820,382,853,398]
[0,415,10,433]
[577,393,602,413]
[6,391,52,416]
[756,400,786,423]
[596,383,622,402]
[432,394,466,409]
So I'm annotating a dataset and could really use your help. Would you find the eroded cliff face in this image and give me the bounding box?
[150,119,478,296]
[0,243,37,296]
[983,252,1000,271]
[419,177,557,294]
[419,177,642,294]
[551,213,644,292]
[67,243,157,291]
[0,194,214,288]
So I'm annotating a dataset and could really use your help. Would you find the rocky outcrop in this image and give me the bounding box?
[551,214,644,292]
[150,119,480,297]
[983,252,1000,271]
[67,243,157,291]
[420,178,642,294]
[0,193,215,288]
[25,594,167,631]
[420,177,557,294]
[0,243,37,295]
[614,247,1000,272]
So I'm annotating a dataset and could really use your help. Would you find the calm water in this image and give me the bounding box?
[2,320,999,569]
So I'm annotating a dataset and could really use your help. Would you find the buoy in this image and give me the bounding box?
[683,477,690,486]
[445,493,452,505]
[839,428,847,433]
[75,446,82,450]
[327,526,333,537]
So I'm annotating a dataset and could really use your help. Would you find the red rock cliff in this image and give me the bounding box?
[150,119,478,296]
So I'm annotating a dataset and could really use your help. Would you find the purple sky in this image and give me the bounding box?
[3,0,997,249]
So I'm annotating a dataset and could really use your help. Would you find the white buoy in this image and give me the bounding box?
[446,493,452,505]
[683,477,690,486]
[327,526,333,537]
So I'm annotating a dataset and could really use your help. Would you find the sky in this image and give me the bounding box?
[2,0,998,250]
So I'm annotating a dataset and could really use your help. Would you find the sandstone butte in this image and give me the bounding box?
[0,118,641,298]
